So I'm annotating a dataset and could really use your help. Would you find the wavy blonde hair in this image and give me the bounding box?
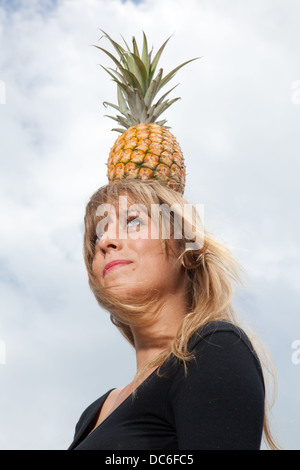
[83,179,279,450]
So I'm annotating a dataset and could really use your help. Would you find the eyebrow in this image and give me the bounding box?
[126,207,148,216]
[96,205,149,224]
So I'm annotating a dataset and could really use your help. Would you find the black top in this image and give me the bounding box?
[69,321,265,450]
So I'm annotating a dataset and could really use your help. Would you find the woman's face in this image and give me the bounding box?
[92,195,185,299]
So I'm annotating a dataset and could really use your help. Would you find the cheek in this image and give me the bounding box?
[136,241,177,278]
[133,238,165,264]
[92,254,104,282]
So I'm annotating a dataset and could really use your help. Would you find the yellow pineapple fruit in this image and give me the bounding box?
[95,31,199,194]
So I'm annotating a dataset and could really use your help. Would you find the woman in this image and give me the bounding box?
[68,179,278,450]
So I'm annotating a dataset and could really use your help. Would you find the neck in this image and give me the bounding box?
[130,293,187,375]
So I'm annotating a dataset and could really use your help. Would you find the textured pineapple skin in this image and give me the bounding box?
[107,123,186,194]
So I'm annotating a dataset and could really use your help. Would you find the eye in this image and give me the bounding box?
[94,235,101,245]
[127,215,144,229]
[94,232,104,246]
[94,221,109,244]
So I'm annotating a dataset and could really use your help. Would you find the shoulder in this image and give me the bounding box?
[177,321,265,391]
[189,320,259,360]
[168,321,266,449]
[191,320,252,346]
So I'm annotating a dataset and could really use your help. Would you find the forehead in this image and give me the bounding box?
[95,194,151,218]
[95,186,159,214]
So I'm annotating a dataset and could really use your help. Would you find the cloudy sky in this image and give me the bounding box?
[0,0,299,450]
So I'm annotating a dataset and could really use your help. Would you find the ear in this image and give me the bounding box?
[181,252,191,269]
[181,250,202,270]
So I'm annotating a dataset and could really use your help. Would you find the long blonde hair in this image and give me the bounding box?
[83,179,280,450]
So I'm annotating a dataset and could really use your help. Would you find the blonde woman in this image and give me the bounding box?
[69,180,278,450]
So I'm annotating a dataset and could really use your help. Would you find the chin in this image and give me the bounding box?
[108,283,152,302]
[106,283,139,297]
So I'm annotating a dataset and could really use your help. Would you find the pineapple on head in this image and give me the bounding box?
[94,31,199,194]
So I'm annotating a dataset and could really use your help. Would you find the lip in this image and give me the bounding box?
[103,259,133,277]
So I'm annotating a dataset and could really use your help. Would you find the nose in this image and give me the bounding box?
[97,225,123,254]
[99,236,120,253]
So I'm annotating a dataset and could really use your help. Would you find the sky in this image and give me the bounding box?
[0,0,299,450]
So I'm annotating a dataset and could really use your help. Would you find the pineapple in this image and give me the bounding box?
[94,31,199,194]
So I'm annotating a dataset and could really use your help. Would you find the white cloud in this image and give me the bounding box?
[0,0,299,450]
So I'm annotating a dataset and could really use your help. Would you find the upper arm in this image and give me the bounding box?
[169,330,265,450]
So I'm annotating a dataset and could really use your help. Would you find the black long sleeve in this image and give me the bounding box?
[69,321,265,450]
[168,327,265,450]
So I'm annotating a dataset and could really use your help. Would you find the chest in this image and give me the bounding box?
[72,373,177,450]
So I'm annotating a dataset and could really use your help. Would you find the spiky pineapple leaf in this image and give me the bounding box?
[119,66,144,94]
[148,36,172,83]
[120,35,132,59]
[156,119,169,127]
[144,68,163,108]
[99,30,127,68]
[94,45,123,70]
[155,84,179,107]
[130,53,148,92]
[105,114,131,129]
[132,36,140,58]
[158,58,200,92]
[117,86,129,115]
[111,128,128,133]
[103,101,121,112]
[100,65,126,85]
[151,97,181,121]
[94,31,200,130]
[141,32,149,73]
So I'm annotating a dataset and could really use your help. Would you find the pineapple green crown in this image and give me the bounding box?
[94,31,199,133]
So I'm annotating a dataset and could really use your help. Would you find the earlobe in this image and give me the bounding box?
[181,253,190,269]
[181,251,202,270]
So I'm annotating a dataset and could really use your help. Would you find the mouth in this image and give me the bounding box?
[103,260,133,277]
